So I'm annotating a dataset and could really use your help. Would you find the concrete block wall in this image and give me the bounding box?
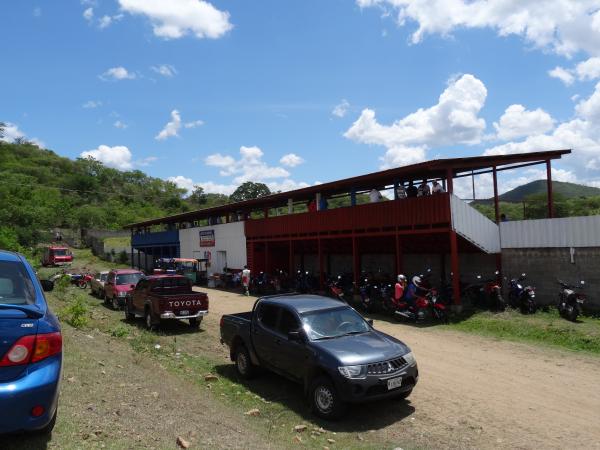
[502,248,600,311]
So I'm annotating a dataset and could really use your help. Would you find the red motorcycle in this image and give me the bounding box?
[483,271,506,311]
[394,287,448,323]
[77,272,94,289]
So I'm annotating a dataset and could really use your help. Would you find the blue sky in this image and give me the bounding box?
[2,0,600,198]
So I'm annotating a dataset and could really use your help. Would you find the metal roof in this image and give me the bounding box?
[126,149,571,229]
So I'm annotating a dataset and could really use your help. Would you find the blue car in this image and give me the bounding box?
[0,250,62,435]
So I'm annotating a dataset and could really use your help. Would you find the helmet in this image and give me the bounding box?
[397,274,406,283]
[412,276,422,288]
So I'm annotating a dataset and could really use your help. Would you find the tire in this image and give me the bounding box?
[145,309,157,331]
[495,294,507,312]
[234,345,255,379]
[35,409,57,435]
[566,305,579,322]
[77,280,87,289]
[309,376,346,420]
[189,317,202,329]
[112,296,121,311]
[124,300,135,321]
[394,388,413,400]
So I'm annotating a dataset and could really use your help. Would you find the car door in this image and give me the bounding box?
[105,272,116,298]
[91,273,101,293]
[251,302,281,369]
[274,308,308,380]
[132,279,148,313]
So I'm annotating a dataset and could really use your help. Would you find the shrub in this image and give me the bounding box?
[118,250,129,264]
[63,296,89,328]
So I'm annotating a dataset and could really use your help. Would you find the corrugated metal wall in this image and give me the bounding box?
[450,195,501,253]
[500,216,600,248]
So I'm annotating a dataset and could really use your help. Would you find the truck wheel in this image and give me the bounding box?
[309,376,346,420]
[394,388,413,400]
[112,297,120,311]
[234,345,255,379]
[189,317,202,329]
[124,300,135,321]
[145,310,157,331]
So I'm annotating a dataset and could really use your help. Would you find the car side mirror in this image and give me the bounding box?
[367,319,374,327]
[40,280,54,292]
[288,331,303,342]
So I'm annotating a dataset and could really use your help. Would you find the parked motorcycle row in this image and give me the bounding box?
[243,267,588,323]
[49,269,94,289]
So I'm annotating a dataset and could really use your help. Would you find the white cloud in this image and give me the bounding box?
[155,110,181,140]
[168,175,196,193]
[80,145,133,170]
[184,119,204,128]
[548,66,575,86]
[151,64,177,77]
[279,153,305,167]
[100,66,136,81]
[345,74,487,168]
[83,7,94,21]
[357,1,600,58]
[118,0,233,39]
[82,100,102,109]
[332,99,350,118]
[136,156,158,166]
[98,14,124,29]
[485,82,600,184]
[0,122,44,147]
[1,123,25,143]
[113,120,128,129]
[155,110,203,140]
[493,104,555,141]
[205,146,292,184]
[575,57,600,81]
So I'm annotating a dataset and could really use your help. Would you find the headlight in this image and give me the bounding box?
[118,291,127,297]
[338,365,367,379]
[403,351,416,366]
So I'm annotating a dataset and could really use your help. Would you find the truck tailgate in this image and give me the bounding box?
[159,293,208,314]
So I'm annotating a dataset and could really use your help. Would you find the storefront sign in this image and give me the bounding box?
[199,230,215,247]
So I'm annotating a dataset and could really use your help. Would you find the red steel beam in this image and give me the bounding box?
[449,230,461,306]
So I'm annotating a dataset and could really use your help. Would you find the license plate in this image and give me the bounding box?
[387,376,402,390]
[180,310,189,316]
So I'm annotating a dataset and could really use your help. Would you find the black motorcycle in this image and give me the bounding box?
[557,280,586,322]
[508,273,537,314]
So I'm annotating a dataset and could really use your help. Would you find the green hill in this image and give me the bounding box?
[0,142,229,249]
[497,180,600,202]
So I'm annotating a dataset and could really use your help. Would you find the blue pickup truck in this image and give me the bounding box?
[220,294,418,419]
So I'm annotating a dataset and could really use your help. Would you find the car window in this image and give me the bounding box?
[257,303,279,331]
[302,306,370,340]
[152,277,190,291]
[278,309,300,335]
[100,273,108,282]
[136,280,147,290]
[0,261,36,305]
[116,273,143,285]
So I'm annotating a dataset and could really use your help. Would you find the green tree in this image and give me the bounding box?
[188,185,207,207]
[0,226,20,251]
[0,122,5,140]
[230,182,271,203]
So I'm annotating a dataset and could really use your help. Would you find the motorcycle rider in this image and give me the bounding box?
[404,275,428,309]
[394,274,407,306]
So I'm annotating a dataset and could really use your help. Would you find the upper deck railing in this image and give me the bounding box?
[245,193,452,239]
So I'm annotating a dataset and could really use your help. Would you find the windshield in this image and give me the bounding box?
[116,273,142,285]
[52,249,68,256]
[100,273,108,282]
[0,261,36,305]
[302,307,370,340]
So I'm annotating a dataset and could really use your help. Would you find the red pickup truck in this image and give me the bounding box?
[41,246,73,266]
[124,275,208,330]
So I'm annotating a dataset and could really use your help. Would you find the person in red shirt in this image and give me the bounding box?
[395,274,407,306]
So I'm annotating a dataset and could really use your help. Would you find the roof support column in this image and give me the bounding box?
[446,168,454,195]
[318,238,324,291]
[350,188,357,207]
[265,241,270,275]
[492,166,500,224]
[546,159,554,218]
[316,193,322,211]
[449,230,461,308]
[289,240,294,276]
[352,235,359,286]
[393,179,399,200]
[130,229,134,268]
[288,199,293,214]
[395,233,402,276]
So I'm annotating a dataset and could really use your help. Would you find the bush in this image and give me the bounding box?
[110,324,130,338]
[63,296,89,328]
[118,250,129,264]
[0,226,21,252]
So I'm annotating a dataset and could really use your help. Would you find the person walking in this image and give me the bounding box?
[242,265,251,296]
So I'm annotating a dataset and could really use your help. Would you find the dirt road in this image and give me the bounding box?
[200,288,600,450]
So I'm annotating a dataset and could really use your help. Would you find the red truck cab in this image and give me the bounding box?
[41,246,73,266]
[125,275,208,330]
[104,269,144,310]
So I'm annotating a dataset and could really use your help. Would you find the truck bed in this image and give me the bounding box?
[220,311,253,349]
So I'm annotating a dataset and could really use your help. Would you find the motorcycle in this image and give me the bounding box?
[77,272,94,289]
[483,271,506,311]
[557,280,586,322]
[508,273,537,314]
[378,282,395,314]
[428,287,449,323]
[327,275,346,303]
[358,278,374,312]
